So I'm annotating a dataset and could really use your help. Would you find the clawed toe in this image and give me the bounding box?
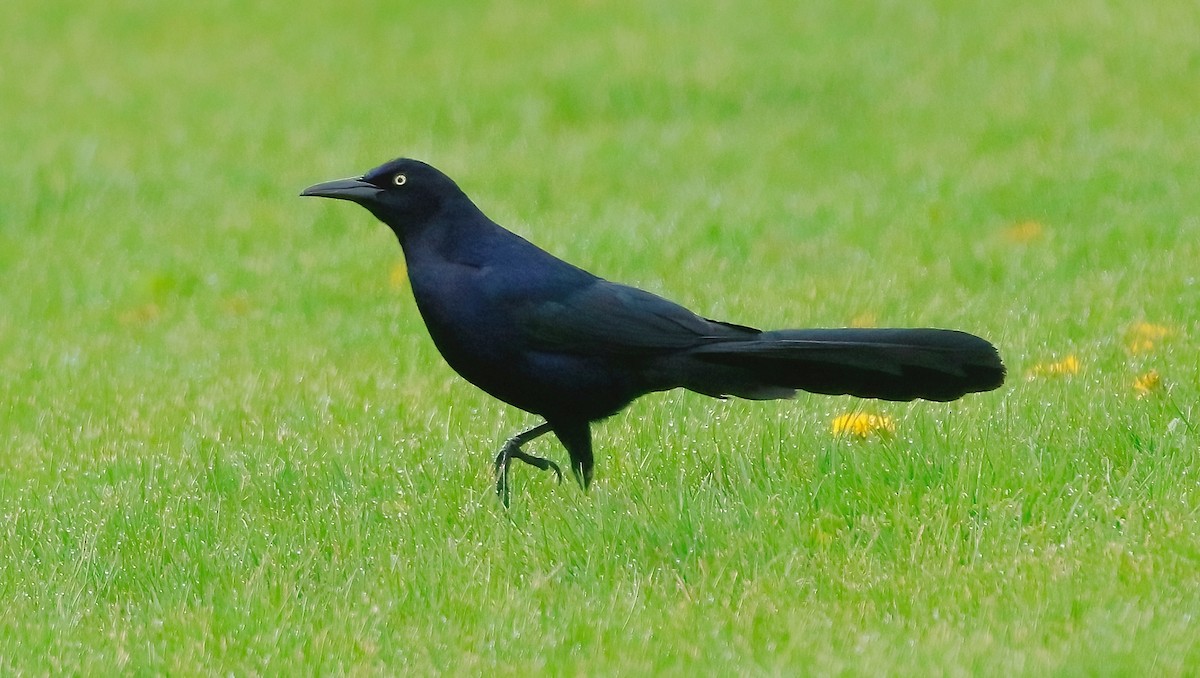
[510,449,563,484]
[493,428,563,506]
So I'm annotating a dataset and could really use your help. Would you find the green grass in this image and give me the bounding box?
[2,0,1199,673]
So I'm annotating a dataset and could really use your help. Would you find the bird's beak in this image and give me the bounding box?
[300,177,381,202]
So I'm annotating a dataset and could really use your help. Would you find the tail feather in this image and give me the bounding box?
[688,328,1005,402]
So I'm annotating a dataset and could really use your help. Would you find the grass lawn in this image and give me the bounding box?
[2,0,1198,674]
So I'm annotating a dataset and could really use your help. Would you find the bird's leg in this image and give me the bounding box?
[551,420,595,490]
[493,421,562,506]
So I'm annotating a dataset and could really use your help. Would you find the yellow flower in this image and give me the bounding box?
[222,292,251,316]
[118,302,161,326]
[832,413,896,438]
[1126,323,1172,354]
[849,313,877,328]
[1002,220,1045,244]
[1133,370,1162,398]
[389,261,408,289]
[1025,355,1081,380]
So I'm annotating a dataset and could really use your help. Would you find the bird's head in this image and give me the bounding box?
[301,158,464,229]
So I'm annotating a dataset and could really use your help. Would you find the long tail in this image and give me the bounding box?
[686,328,1005,402]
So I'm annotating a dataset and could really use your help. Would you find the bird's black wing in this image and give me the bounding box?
[514,280,759,357]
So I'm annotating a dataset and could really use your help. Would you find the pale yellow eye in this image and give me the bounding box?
[393,173,407,186]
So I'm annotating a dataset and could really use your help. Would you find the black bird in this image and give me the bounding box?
[302,158,1005,504]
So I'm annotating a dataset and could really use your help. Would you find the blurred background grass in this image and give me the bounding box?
[1,0,1198,674]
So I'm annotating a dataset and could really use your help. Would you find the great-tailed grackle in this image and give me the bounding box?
[302,158,1005,504]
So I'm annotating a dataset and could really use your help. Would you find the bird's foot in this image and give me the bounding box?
[493,441,564,507]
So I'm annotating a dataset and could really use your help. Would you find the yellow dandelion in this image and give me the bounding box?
[1002,220,1045,244]
[832,413,896,438]
[118,302,161,326]
[1133,370,1162,398]
[222,292,251,316]
[849,313,877,328]
[1026,355,1081,380]
[1126,323,1172,354]
[389,261,408,289]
